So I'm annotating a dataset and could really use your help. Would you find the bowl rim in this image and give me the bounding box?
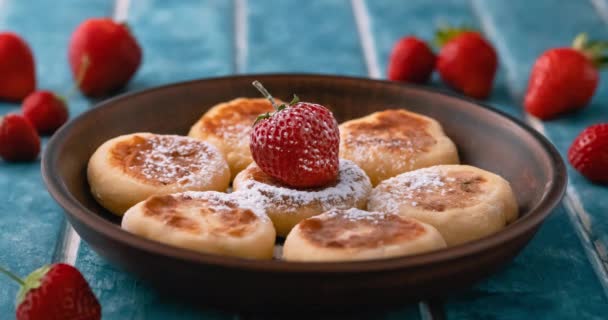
[42,73,567,273]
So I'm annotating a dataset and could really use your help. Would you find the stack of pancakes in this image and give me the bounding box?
[87,98,517,261]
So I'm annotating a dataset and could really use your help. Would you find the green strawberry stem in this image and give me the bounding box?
[251,80,300,124]
[252,80,280,110]
[0,265,25,286]
[65,54,91,100]
[572,33,608,68]
[434,25,477,47]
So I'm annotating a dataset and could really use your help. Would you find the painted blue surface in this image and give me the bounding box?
[1,0,608,319]
[246,0,367,75]
[0,0,112,316]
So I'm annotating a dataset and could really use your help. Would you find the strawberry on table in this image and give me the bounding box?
[250,81,340,188]
[525,33,604,120]
[22,91,69,135]
[387,36,436,84]
[0,263,101,320]
[0,32,36,101]
[435,27,498,99]
[0,114,40,162]
[69,18,142,97]
[568,123,608,184]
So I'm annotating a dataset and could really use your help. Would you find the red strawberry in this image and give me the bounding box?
[249,81,340,188]
[387,36,436,83]
[0,32,36,101]
[568,123,608,183]
[22,91,69,134]
[0,263,101,320]
[69,18,142,97]
[0,114,40,162]
[525,33,603,120]
[435,27,498,99]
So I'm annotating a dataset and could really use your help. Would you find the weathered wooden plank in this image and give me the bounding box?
[72,0,236,319]
[245,0,367,75]
[363,0,608,318]
[0,0,112,316]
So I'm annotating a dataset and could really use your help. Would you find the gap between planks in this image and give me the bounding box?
[470,0,608,299]
[350,1,443,319]
[234,0,248,73]
[53,0,132,265]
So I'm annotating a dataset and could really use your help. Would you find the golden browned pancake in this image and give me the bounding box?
[122,191,276,259]
[368,165,518,246]
[339,109,459,185]
[232,159,372,237]
[282,208,446,261]
[188,98,276,179]
[87,133,230,215]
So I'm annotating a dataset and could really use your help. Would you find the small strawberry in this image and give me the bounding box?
[69,18,142,97]
[0,32,36,101]
[22,91,69,134]
[0,114,40,162]
[435,27,498,99]
[249,81,340,188]
[525,33,604,120]
[387,36,436,83]
[0,263,101,320]
[568,123,608,184]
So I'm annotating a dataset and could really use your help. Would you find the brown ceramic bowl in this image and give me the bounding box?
[42,74,566,310]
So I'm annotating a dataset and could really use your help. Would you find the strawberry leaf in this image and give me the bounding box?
[16,265,51,306]
[289,94,300,106]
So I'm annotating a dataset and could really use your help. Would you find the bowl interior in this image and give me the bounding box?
[47,74,565,264]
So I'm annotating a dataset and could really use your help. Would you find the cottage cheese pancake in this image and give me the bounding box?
[339,109,459,185]
[368,165,518,246]
[122,191,275,259]
[188,98,276,179]
[282,208,446,261]
[233,159,372,237]
[88,133,230,215]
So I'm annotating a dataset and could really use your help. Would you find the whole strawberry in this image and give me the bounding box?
[22,91,69,134]
[387,36,436,83]
[568,123,608,184]
[525,33,603,120]
[250,81,340,188]
[0,32,36,101]
[0,263,101,320]
[0,114,40,162]
[69,18,142,97]
[435,27,498,99]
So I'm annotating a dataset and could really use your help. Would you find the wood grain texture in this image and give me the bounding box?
[0,0,112,316]
[363,0,608,318]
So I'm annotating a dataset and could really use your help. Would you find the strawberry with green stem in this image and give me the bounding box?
[525,33,606,120]
[0,263,101,320]
[435,26,498,99]
[250,81,340,188]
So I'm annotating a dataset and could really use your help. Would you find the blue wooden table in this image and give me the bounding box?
[1,0,608,318]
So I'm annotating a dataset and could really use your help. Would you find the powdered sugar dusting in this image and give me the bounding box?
[179,191,269,221]
[115,134,226,187]
[369,166,486,213]
[234,159,372,213]
[325,208,390,223]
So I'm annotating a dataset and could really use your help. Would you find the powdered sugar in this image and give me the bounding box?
[234,159,372,214]
[122,134,225,187]
[369,166,486,213]
[179,191,269,221]
[325,208,390,223]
